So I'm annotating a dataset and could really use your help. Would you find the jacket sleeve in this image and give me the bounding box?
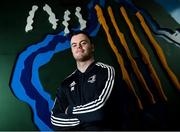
[51,86,81,130]
[66,63,115,123]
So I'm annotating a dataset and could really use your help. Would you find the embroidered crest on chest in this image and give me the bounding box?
[87,75,96,83]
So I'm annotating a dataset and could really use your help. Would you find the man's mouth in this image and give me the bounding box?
[76,50,84,53]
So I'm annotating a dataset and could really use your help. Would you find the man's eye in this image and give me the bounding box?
[81,41,87,45]
[72,44,77,47]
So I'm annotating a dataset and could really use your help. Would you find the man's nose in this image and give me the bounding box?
[77,43,82,48]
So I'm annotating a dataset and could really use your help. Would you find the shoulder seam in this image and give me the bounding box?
[64,69,77,80]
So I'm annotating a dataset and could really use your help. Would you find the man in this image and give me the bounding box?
[51,31,138,130]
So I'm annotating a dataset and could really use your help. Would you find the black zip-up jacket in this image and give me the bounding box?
[51,61,138,130]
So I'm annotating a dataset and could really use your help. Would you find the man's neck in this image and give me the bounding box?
[76,58,94,73]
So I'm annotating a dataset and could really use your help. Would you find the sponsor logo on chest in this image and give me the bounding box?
[69,81,76,91]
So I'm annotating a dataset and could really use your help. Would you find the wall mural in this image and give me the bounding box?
[6,0,179,130]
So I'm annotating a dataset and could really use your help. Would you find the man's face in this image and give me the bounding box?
[70,33,94,62]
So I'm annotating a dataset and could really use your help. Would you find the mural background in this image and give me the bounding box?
[0,0,179,130]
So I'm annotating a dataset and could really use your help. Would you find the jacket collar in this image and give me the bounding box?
[76,61,96,75]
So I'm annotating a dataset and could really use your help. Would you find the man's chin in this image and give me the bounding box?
[75,56,91,62]
[76,58,87,62]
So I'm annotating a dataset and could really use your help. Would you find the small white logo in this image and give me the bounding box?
[71,87,75,91]
[70,81,76,91]
[88,75,96,83]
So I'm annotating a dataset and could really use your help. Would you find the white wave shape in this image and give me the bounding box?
[75,7,87,30]
[25,5,38,32]
[43,4,59,30]
[62,10,71,35]
[157,30,180,47]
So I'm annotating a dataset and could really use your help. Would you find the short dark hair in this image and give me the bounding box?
[69,30,93,44]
